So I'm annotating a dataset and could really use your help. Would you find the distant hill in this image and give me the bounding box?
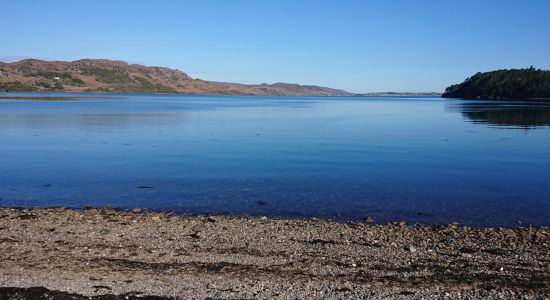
[359,92,441,97]
[442,68,550,100]
[0,59,352,96]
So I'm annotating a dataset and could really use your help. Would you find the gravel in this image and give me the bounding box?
[0,207,549,299]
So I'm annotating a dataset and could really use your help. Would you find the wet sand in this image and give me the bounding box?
[0,208,549,299]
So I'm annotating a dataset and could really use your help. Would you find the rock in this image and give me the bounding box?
[150,215,161,222]
[407,245,417,253]
[136,185,154,189]
[132,208,142,213]
[192,224,208,232]
[100,229,110,235]
[18,214,37,220]
[187,232,200,239]
[100,207,114,216]
[256,199,271,206]
[261,216,268,221]
[364,216,374,224]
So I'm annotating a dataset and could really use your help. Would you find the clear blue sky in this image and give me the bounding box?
[2,0,549,93]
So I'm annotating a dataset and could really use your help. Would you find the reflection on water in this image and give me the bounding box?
[0,112,190,130]
[0,95,117,101]
[446,100,550,128]
[1,93,550,227]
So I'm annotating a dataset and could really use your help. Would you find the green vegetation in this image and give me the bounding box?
[35,71,71,80]
[80,68,175,92]
[94,76,176,93]
[1,68,176,93]
[130,76,176,93]
[442,68,550,100]
[34,71,84,87]
[68,77,85,86]
[0,81,38,92]
[35,81,64,90]
[81,67,132,84]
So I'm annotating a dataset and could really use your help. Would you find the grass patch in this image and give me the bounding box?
[95,76,176,93]
[81,67,132,84]
[34,71,85,87]
[0,81,38,92]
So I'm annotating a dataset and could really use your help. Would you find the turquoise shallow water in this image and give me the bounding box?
[1,92,549,226]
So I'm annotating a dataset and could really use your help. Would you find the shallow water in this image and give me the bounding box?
[1,92,549,226]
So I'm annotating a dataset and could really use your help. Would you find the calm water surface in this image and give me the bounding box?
[1,93,549,226]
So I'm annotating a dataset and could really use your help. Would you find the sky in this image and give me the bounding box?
[1,0,549,93]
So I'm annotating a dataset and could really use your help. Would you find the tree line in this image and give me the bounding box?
[442,67,550,100]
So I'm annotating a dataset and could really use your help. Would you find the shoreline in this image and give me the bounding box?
[0,90,443,98]
[0,205,542,229]
[1,207,549,298]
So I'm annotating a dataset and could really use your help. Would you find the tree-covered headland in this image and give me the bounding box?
[442,68,550,100]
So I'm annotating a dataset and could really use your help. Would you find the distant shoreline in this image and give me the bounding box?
[0,58,352,96]
[0,90,443,98]
[0,58,443,97]
[357,92,442,97]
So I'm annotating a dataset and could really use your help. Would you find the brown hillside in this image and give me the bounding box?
[0,59,351,96]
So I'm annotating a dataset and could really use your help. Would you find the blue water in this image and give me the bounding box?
[1,93,549,226]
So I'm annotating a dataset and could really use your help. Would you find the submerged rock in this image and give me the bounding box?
[136,185,154,189]
[256,200,271,206]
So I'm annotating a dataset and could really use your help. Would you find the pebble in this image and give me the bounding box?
[1,207,548,298]
[192,224,208,231]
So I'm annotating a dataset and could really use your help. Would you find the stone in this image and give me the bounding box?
[256,199,271,206]
[136,185,154,189]
[192,224,208,232]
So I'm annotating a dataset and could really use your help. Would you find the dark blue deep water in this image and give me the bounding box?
[1,93,549,226]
